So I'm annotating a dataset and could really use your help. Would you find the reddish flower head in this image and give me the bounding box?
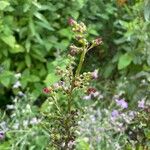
[68,18,75,26]
[43,87,52,94]
[87,87,97,95]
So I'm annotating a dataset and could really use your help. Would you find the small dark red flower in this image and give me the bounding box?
[87,87,97,95]
[43,87,52,94]
[68,18,75,26]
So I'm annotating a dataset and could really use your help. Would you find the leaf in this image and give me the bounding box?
[0,1,10,10]
[10,44,24,53]
[28,75,40,82]
[144,0,150,21]
[35,21,54,31]
[40,100,54,113]
[25,54,31,67]
[58,28,72,39]
[1,35,16,48]
[44,73,60,86]
[0,71,13,87]
[118,53,133,70]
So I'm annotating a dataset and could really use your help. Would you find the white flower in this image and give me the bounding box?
[30,118,41,125]
[6,105,15,110]
[68,140,75,148]
[83,95,91,100]
[23,120,28,128]
[13,81,21,88]
[93,91,100,97]
[15,73,21,79]
[13,123,19,129]
[91,69,99,79]
[18,91,25,97]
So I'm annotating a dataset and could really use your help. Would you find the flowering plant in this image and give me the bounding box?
[42,19,102,149]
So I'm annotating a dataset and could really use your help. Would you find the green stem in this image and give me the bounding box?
[75,46,87,76]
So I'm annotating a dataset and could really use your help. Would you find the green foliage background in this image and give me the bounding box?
[0,0,149,105]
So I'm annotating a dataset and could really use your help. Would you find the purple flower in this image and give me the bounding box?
[0,131,5,140]
[111,110,119,121]
[111,110,119,118]
[115,99,128,109]
[138,99,145,108]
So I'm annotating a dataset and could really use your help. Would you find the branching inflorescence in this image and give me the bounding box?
[43,19,102,149]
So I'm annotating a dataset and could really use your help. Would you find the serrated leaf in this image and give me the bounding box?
[118,53,133,70]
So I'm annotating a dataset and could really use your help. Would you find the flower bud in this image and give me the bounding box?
[43,87,52,94]
[92,38,102,46]
[69,45,78,56]
[68,18,76,26]
[87,87,97,95]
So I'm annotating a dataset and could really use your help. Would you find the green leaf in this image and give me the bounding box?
[0,1,10,10]
[28,75,40,82]
[118,53,133,70]
[0,71,13,87]
[44,73,60,86]
[40,100,54,113]
[10,44,24,53]
[144,0,150,21]
[25,54,31,67]
[1,35,16,48]
[58,28,72,39]
[76,138,90,150]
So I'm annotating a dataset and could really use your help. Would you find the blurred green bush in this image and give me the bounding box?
[0,0,117,103]
[0,0,149,105]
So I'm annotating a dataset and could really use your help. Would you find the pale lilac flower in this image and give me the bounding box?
[13,81,21,88]
[115,99,128,109]
[138,99,145,108]
[111,110,119,121]
[0,131,5,140]
[91,69,98,79]
[111,110,119,118]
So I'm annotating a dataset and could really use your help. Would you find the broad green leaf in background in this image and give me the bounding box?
[118,53,133,70]
[0,1,10,10]
[144,0,150,21]
[1,35,16,48]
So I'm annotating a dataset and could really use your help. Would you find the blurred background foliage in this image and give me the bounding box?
[0,0,149,107]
